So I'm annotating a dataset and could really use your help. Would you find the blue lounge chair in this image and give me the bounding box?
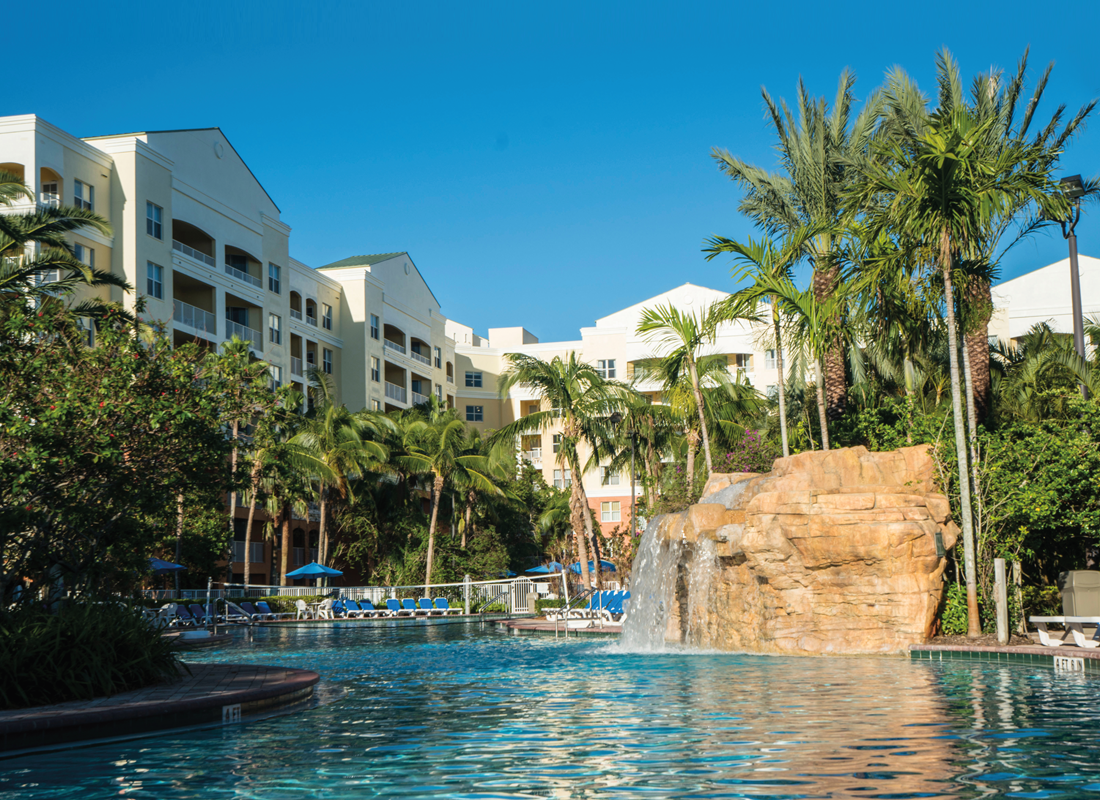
[240,601,270,621]
[329,600,347,618]
[353,599,385,618]
[384,598,409,617]
[433,597,462,615]
[418,598,439,615]
[402,598,427,616]
[341,599,366,618]
[172,604,196,627]
[256,601,292,620]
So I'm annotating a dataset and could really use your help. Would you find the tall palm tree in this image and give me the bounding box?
[495,352,625,590]
[704,226,815,456]
[398,416,503,589]
[454,426,511,549]
[712,72,882,421]
[290,369,390,573]
[850,49,1072,636]
[606,390,679,514]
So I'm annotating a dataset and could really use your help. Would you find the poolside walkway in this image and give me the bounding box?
[500,618,622,636]
[0,663,318,755]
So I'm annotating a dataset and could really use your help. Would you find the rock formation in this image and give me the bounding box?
[645,445,958,655]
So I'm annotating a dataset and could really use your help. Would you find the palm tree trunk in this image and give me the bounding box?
[243,460,261,588]
[773,301,789,458]
[174,493,184,593]
[965,278,993,419]
[685,436,696,496]
[462,490,474,548]
[814,359,830,450]
[940,243,980,637]
[317,489,328,588]
[687,357,713,476]
[280,502,291,586]
[960,326,982,547]
[568,458,592,591]
[228,421,239,539]
[425,473,444,590]
[814,261,846,420]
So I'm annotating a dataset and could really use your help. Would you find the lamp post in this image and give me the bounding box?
[1059,174,1088,400]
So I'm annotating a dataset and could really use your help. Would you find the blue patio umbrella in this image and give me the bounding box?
[526,562,565,574]
[149,557,185,575]
[525,565,550,574]
[569,560,617,574]
[285,561,343,578]
[498,570,517,578]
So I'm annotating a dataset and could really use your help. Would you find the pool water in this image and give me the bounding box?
[2,623,1100,799]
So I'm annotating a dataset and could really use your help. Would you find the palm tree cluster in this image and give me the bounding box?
[706,48,1095,636]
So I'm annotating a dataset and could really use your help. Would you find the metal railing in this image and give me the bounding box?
[173,299,216,334]
[384,339,406,356]
[446,375,454,383]
[410,349,431,367]
[411,391,428,406]
[385,381,407,403]
[290,308,303,321]
[523,449,542,462]
[172,240,216,267]
[225,263,262,288]
[290,356,303,377]
[225,318,262,348]
[305,314,317,327]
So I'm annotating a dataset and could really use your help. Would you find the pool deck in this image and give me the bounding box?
[499,618,623,636]
[0,663,318,756]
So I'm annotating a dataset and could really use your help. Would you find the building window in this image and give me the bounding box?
[735,353,752,372]
[146,261,163,299]
[371,356,380,382]
[553,469,571,490]
[268,263,281,294]
[77,317,94,347]
[370,314,379,340]
[596,359,616,379]
[74,180,94,211]
[269,313,281,345]
[553,434,561,453]
[465,371,482,388]
[601,501,621,523]
[435,384,442,400]
[764,349,777,370]
[466,405,483,422]
[372,399,382,411]
[322,348,333,374]
[270,365,283,389]
[601,467,620,486]
[434,346,442,368]
[74,243,94,267]
[322,303,332,330]
[146,202,162,239]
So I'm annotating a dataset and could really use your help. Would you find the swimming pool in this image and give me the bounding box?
[2,623,1099,798]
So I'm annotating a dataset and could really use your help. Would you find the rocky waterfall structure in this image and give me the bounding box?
[622,445,959,655]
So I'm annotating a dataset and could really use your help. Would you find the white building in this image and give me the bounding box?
[990,254,1100,343]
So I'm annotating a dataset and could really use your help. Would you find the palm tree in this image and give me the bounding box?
[290,369,390,573]
[455,426,511,549]
[398,416,503,589]
[704,226,815,456]
[495,352,625,590]
[712,72,882,421]
[606,390,679,514]
[850,49,1072,636]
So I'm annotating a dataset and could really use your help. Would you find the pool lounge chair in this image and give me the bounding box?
[387,599,414,617]
[188,603,223,625]
[403,598,429,616]
[1030,615,1100,648]
[341,599,367,619]
[418,598,440,615]
[240,601,271,621]
[222,602,251,623]
[355,600,387,618]
[433,598,462,615]
[256,601,292,620]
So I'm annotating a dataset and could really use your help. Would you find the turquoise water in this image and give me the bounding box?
[2,623,1100,799]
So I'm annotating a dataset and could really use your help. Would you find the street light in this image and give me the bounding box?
[1058,174,1088,399]
[609,412,637,541]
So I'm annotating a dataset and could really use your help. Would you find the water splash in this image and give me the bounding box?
[685,537,719,646]
[620,514,682,652]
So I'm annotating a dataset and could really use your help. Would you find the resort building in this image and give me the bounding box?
[989,254,1100,344]
[448,283,781,536]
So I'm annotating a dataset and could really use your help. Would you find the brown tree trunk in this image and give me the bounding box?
[813,263,846,420]
[462,489,474,549]
[174,494,184,593]
[425,473,444,591]
[568,461,591,591]
[279,502,291,586]
[965,278,993,420]
[243,459,261,588]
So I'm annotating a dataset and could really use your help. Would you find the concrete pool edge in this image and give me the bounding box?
[0,663,319,755]
[910,643,1100,674]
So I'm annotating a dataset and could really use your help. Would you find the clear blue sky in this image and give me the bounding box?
[9,1,1099,341]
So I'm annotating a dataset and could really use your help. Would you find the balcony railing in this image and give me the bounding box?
[383,339,406,356]
[225,263,262,288]
[232,542,265,563]
[446,375,454,384]
[225,318,262,349]
[172,240,216,267]
[40,192,60,208]
[173,299,216,335]
[290,308,303,321]
[411,391,428,406]
[385,381,407,403]
[523,449,542,463]
[305,313,317,327]
[410,349,431,367]
[290,356,303,377]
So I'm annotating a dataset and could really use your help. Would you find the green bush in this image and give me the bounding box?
[535,598,565,614]
[940,582,970,636]
[0,601,183,710]
[1022,585,1062,618]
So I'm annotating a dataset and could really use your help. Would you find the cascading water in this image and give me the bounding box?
[684,537,718,646]
[619,514,682,651]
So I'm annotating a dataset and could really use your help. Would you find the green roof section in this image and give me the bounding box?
[319,252,406,270]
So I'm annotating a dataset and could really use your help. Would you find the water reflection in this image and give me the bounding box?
[1,625,1098,798]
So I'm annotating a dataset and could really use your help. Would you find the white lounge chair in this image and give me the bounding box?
[1031,616,1100,648]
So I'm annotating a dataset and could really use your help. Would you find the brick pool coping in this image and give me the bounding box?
[910,643,1100,674]
[0,663,319,755]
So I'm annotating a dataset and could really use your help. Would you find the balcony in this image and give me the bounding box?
[305,314,317,327]
[290,356,303,377]
[384,339,406,356]
[411,391,428,406]
[232,541,265,563]
[225,318,262,349]
[40,191,59,208]
[410,349,431,367]
[173,299,216,335]
[172,240,216,268]
[225,262,262,288]
[290,308,303,321]
[385,381,407,403]
[523,449,542,463]
[446,375,454,384]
